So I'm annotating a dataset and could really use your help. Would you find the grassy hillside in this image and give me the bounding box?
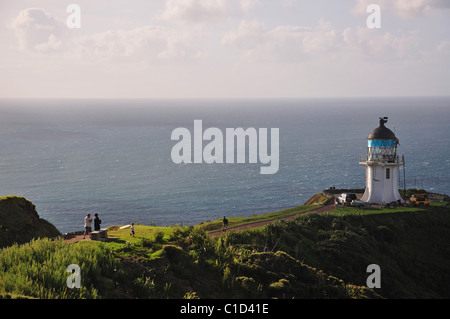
[0,196,60,248]
[0,238,117,299]
[197,204,319,232]
[223,205,450,298]
[101,201,450,299]
[1,195,449,299]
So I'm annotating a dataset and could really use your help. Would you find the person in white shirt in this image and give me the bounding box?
[83,213,93,239]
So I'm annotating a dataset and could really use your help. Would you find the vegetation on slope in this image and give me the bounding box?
[0,238,117,299]
[0,194,449,299]
[197,204,319,232]
[223,205,450,298]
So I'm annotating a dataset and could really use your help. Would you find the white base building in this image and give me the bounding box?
[359,117,403,204]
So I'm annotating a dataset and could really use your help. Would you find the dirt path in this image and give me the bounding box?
[208,204,335,238]
[64,234,91,243]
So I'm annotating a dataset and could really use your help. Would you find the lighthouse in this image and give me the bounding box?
[359,117,403,204]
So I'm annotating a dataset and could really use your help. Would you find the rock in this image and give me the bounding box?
[0,196,61,248]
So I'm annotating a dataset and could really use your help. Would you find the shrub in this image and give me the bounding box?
[0,238,117,299]
[183,291,200,299]
[154,231,165,243]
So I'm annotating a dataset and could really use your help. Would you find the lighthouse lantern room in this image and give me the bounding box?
[360,117,403,204]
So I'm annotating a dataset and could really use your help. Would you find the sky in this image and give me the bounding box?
[0,0,449,99]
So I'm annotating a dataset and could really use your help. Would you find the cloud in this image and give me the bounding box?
[343,27,420,61]
[279,0,297,8]
[299,20,338,54]
[222,17,422,65]
[240,0,260,14]
[222,19,339,63]
[11,8,68,52]
[222,20,267,49]
[72,26,204,62]
[159,0,263,24]
[159,0,230,25]
[10,8,205,63]
[7,3,435,70]
[436,40,450,53]
[352,0,450,19]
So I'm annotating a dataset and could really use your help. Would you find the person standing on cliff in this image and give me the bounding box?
[93,213,102,231]
[83,213,93,239]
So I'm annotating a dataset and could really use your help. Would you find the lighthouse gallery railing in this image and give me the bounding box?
[360,154,403,163]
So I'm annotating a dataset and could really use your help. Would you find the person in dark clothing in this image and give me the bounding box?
[93,213,102,231]
[222,216,229,232]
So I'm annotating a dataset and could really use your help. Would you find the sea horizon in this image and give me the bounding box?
[0,96,449,233]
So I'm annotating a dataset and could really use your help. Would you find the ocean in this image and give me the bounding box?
[0,97,449,234]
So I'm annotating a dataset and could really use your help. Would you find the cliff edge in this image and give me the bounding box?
[0,196,61,248]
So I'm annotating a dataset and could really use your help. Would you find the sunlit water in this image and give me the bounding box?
[0,97,448,233]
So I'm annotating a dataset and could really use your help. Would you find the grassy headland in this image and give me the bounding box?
[0,192,449,299]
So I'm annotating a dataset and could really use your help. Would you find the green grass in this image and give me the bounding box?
[328,206,426,216]
[1,192,448,299]
[198,204,319,232]
[103,224,191,259]
[197,197,438,232]
[0,238,117,299]
[222,204,450,298]
[107,225,175,244]
[327,201,444,216]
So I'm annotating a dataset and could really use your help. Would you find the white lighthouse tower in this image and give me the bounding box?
[360,117,403,204]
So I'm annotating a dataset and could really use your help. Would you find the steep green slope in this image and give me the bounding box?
[0,196,61,248]
[223,205,450,298]
[1,196,448,299]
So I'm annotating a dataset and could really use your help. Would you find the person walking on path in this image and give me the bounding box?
[222,216,229,232]
[83,213,93,239]
[94,213,102,231]
[334,197,339,209]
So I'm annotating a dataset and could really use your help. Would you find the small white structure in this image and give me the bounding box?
[360,117,403,204]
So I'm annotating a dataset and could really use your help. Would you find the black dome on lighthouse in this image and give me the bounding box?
[368,117,396,140]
